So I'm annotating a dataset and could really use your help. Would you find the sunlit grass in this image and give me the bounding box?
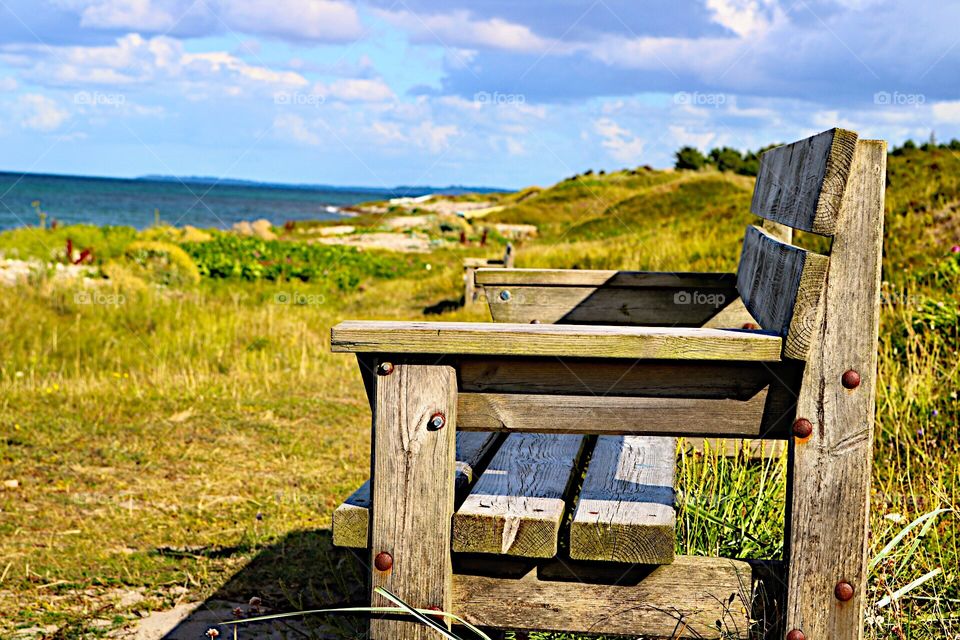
[1,151,958,638]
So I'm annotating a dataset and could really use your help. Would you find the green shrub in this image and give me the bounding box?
[179,234,423,290]
[124,240,201,286]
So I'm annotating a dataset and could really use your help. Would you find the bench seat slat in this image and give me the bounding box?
[331,321,782,361]
[453,433,585,558]
[570,435,677,564]
[332,431,501,548]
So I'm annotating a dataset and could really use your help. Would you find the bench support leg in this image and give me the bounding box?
[784,139,885,639]
[369,363,457,640]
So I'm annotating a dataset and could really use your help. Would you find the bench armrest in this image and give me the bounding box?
[472,270,741,326]
[331,320,781,361]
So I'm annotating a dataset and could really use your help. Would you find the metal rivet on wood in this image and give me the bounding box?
[374,551,393,571]
[499,290,511,301]
[834,581,854,602]
[792,418,814,439]
[786,630,806,640]
[428,413,446,431]
[377,362,394,376]
[842,369,861,389]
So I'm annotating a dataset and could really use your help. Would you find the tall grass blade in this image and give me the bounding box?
[868,508,950,571]
[875,567,943,609]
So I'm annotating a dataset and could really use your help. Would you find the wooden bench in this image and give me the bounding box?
[331,128,885,639]
[463,243,514,306]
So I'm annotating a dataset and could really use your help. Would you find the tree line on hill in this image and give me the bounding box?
[675,133,958,175]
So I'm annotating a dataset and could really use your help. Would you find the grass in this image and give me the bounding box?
[0,148,958,638]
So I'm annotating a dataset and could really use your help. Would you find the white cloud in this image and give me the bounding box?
[79,0,176,31]
[220,0,363,42]
[369,120,407,144]
[274,113,321,145]
[18,94,70,132]
[183,51,308,86]
[668,125,717,150]
[377,9,559,54]
[931,101,960,124]
[412,121,459,153]
[321,78,395,102]
[705,0,783,38]
[2,34,308,93]
[594,117,644,162]
[504,137,526,155]
[0,77,16,91]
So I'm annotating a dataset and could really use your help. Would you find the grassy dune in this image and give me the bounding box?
[0,147,958,638]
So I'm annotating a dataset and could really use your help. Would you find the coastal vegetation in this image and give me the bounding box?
[0,144,957,638]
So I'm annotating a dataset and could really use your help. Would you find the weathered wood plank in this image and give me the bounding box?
[751,128,858,235]
[457,390,779,437]
[475,269,735,288]
[570,436,677,564]
[786,139,886,639]
[452,555,752,638]
[737,225,829,360]
[332,431,501,548]
[459,358,775,399]
[452,433,585,558]
[483,285,737,326]
[369,365,457,640]
[701,297,758,329]
[331,321,783,361]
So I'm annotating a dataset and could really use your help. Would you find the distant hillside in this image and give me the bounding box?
[138,174,509,196]
[483,148,960,282]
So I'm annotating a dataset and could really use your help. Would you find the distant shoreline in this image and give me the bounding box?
[0,170,508,199]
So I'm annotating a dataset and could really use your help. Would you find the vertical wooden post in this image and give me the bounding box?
[785,140,886,639]
[370,364,457,640]
[464,265,477,307]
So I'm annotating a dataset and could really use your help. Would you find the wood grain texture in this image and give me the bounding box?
[452,433,585,558]
[570,435,677,564]
[459,358,774,399]
[332,431,501,548]
[369,364,457,640]
[475,269,736,288]
[751,128,858,235]
[457,390,775,437]
[483,284,738,326]
[701,297,758,329]
[331,321,783,361]
[452,555,752,638]
[786,139,886,639]
[737,224,829,360]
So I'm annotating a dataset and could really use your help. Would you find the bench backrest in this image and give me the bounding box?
[736,128,883,360]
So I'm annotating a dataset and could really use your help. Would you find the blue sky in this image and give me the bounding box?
[0,0,957,189]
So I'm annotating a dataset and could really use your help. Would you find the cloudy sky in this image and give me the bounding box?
[0,0,957,188]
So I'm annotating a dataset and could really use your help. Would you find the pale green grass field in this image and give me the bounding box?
[1,152,958,638]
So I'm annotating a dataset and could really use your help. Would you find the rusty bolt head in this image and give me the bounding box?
[428,413,446,431]
[374,552,393,571]
[742,322,761,330]
[377,362,395,376]
[786,630,806,640]
[792,418,814,439]
[842,369,861,389]
[835,581,855,602]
